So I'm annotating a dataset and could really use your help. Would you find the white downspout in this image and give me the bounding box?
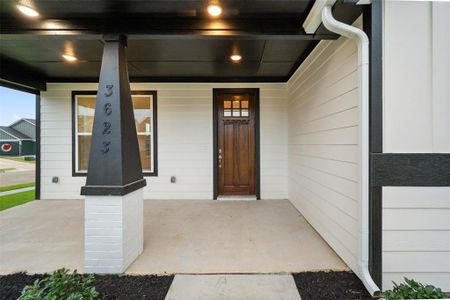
[321,5,381,296]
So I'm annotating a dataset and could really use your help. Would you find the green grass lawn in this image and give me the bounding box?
[0,190,35,211]
[0,182,35,192]
[2,156,36,164]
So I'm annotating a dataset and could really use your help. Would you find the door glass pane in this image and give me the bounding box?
[77,135,92,172]
[241,100,249,109]
[77,96,96,133]
[132,95,152,133]
[224,109,232,117]
[224,101,231,109]
[233,109,240,117]
[241,109,249,117]
[137,135,151,171]
[233,100,240,109]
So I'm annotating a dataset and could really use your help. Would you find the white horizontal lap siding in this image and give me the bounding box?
[260,88,288,199]
[40,82,287,200]
[287,17,362,274]
[382,187,450,292]
[41,87,81,199]
[382,1,450,292]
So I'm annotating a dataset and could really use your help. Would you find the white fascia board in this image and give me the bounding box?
[303,0,337,34]
[9,118,35,127]
[0,128,20,141]
[8,119,24,128]
[22,119,36,126]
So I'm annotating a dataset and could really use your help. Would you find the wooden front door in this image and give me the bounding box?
[215,90,258,196]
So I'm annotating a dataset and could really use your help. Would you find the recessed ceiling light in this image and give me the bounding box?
[207,4,222,17]
[230,54,242,62]
[16,4,39,17]
[62,54,77,62]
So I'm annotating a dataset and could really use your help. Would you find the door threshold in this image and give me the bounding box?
[217,195,257,201]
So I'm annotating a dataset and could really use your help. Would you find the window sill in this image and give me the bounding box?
[72,172,158,177]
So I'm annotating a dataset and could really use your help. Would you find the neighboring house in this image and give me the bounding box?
[0,0,449,295]
[0,118,36,156]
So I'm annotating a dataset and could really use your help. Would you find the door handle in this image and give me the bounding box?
[218,148,222,168]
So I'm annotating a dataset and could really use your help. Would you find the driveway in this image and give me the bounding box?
[0,158,35,187]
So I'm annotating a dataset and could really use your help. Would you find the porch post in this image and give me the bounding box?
[81,35,146,273]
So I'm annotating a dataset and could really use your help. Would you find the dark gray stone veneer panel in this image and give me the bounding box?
[371,153,450,186]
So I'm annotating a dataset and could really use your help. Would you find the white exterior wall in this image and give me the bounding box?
[287,18,361,273]
[40,82,287,200]
[383,1,450,153]
[382,187,450,291]
[382,1,450,291]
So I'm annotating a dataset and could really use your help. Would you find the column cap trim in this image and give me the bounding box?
[81,178,146,196]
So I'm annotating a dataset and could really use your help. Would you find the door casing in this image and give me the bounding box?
[213,88,260,200]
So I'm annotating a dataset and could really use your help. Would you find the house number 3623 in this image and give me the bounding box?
[101,84,113,154]
[104,84,113,97]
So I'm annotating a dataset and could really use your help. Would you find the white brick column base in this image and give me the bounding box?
[85,188,143,273]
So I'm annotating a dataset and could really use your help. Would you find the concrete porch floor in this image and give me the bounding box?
[0,199,348,275]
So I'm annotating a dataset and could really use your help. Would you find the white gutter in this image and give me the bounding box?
[303,1,381,297]
[303,0,336,33]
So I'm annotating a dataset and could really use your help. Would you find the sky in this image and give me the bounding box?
[0,86,36,126]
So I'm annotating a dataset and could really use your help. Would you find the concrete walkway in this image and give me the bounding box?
[165,274,301,300]
[0,186,35,196]
[0,199,348,275]
[0,158,35,187]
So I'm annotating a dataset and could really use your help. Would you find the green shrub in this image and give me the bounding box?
[19,268,99,300]
[384,278,447,300]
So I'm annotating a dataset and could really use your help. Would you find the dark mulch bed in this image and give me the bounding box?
[94,274,174,300]
[0,273,44,300]
[0,273,174,300]
[293,271,374,300]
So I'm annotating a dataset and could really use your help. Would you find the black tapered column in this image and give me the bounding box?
[81,35,146,196]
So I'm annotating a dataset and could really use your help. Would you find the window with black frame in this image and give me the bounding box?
[73,91,157,176]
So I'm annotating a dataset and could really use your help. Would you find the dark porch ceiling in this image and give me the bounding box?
[0,0,364,90]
